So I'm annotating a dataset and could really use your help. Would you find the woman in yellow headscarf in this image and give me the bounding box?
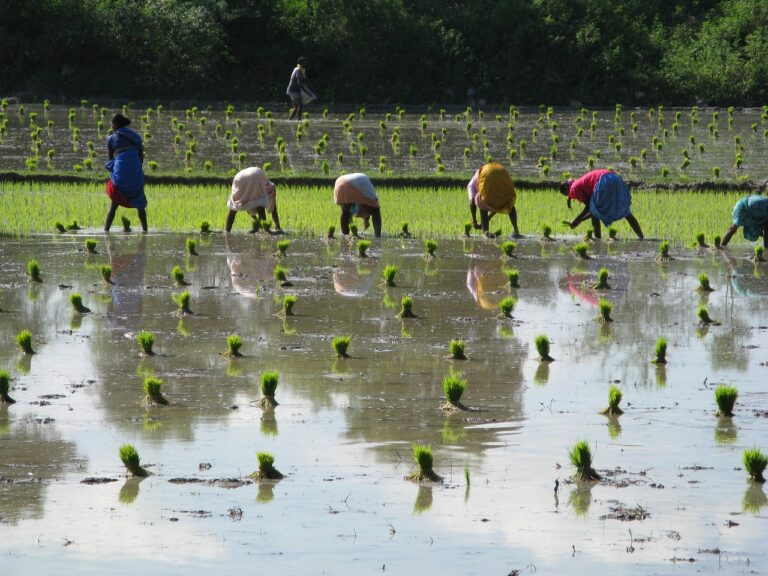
[467,162,521,237]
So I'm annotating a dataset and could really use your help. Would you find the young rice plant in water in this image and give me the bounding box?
[0,370,15,404]
[137,331,155,355]
[652,337,667,364]
[332,336,351,358]
[697,304,714,324]
[251,451,283,480]
[382,265,398,287]
[85,238,97,254]
[754,245,765,262]
[173,290,192,314]
[424,239,437,258]
[273,265,292,287]
[594,268,611,290]
[99,264,112,284]
[259,371,279,407]
[121,215,131,232]
[500,241,516,258]
[16,330,34,354]
[600,384,624,416]
[573,242,589,259]
[714,384,738,417]
[143,376,169,405]
[357,240,371,257]
[569,439,601,481]
[69,293,90,313]
[598,298,613,322]
[698,274,714,292]
[119,444,149,477]
[449,339,466,360]
[442,375,468,410]
[226,334,243,357]
[743,448,767,483]
[398,296,416,318]
[498,296,516,318]
[282,294,297,316]
[534,334,554,362]
[27,259,42,282]
[657,240,671,260]
[186,238,198,256]
[506,269,520,288]
[276,239,291,257]
[407,444,442,482]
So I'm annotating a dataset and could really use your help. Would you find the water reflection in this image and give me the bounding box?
[118,477,144,505]
[105,235,147,331]
[466,259,507,311]
[333,262,376,297]
[413,485,433,514]
[569,481,594,518]
[743,483,768,514]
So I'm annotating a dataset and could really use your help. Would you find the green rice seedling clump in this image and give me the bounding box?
[424,239,437,258]
[449,339,466,360]
[143,376,169,405]
[652,337,667,364]
[713,235,722,249]
[698,273,714,292]
[608,227,617,240]
[172,290,192,314]
[259,370,279,406]
[714,384,738,417]
[66,220,80,231]
[171,265,187,285]
[186,238,198,256]
[542,224,553,240]
[226,334,243,357]
[464,222,473,237]
[0,370,15,404]
[137,331,155,355]
[535,334,554,362]
[594,268,611,289]
[442,375,468,410]
[498,296,516,318]
[273,265,292,287]
[276,239,291,256]
[754,245,765,262]
[598,298,613,322]
[697,304,714,324]
[16,330,34,354]
[119,444,149,477]
[569,439,601,481]
[282,294,297,316]
[657,240,671,260]
[600,384,624,416]
[69,293,90,313]
[506,269,520,288]
[743,447,767,483]
[27,259,41,282]
[200,221,210,234]
[251,451,283,480]
[407,444,442,482]
[382,265,398,287]
[327,224,335,239]
[400,222,412,237]
[695,232,708,248]
[54,221,66,233]
[573,242,589,259]
[332,335,351,358]
[84,238,97,254]
[357,239,371,257]
[99,264,112,284]
[398,295,416,318]
[500,241,516,257]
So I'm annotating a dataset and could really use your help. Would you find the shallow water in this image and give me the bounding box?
[1,232,767,575]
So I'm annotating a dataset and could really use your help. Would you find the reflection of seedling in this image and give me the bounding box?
[569,439,601,481]
[697,304,717,325]
[598,298,613,322]
[0,371,15,404]
[27,259,42,282]
[652,337,667,364]
[695,232,708,248]
[186,238,198,256]
[608,227,617,240]
[573,242,589,259]
[657,240,670,260]
[500,241,516,257]
[425,239,437,258]
[698,273,714,292]
[449,339,466,360]
[54,221,66,233]
[743,448,767,483]
[357,240,371,257]
[442,375,467,410]
[200,221,211,234]
[143,376,169,405]
[137,331,155,355]
[714,384,738,417]
[407,444,442,482]
[85,238,98,254]
[119,444,149,477]
[713,235,722,249]
[542,225,553,240]
[273,265,293,287]
[226,335,243,357]
[754,246,765,262]
[327,225,335,239]
[593,268,611,289]
[172,290,192,314]
[400,222,412,237]
[276,239,291,257]
[535,334,554,361]
[16,330,34,354]
[398,296,416,318]
[332,336,351,358]
[121,216,131,232]
[250,452,283,480]
[69,293,91,313]
[600,384,624,416]
[505,268,520,288]
[498,296,516,318]
[171,265,187,285]
[259,371,279,407]
[382,265,398,287]
[281,295,297,316]
[100,265,113,284]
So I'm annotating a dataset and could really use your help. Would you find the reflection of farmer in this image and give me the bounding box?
[722,195,768,248]
[286,57,316,121]
[334,173,382,237]
[104,113,147,232]
[225,235,274,298]
[225,167,283,233]
[467,163,521,237]
[466,260,507,310]
[106,235,147,330]
[333,265,375,297]
[560,170,643,239]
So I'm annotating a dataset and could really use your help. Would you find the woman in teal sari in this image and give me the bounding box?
[722,195,768,248]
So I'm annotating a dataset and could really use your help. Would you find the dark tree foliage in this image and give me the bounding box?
[1,0,766,105]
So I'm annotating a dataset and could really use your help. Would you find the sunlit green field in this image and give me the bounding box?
[0,182,745,244]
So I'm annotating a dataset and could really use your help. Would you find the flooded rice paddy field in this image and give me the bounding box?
[2,103,768,181]
[1,232,767,575]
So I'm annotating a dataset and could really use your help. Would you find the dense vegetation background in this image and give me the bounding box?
[2,0,767,106]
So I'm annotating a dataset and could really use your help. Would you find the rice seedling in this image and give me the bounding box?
[327,224,335,239]
[65,220,80,231]
[695,232,708,248]
[171,265,188,286]
[398,295,417,318]
[121,215,131,232]
[448,339,466,360]
[743,448,767,483]
[585,229,594,241]
[382,265,399,287]
[27,259,41,282]
[357,240,371,257]
[259,370,279,407]
[250,451,283,480]
[506,269,520,288]
[0,371,15,404]
[84,238,97,254]
[273,265,293,287]
[16,330,34,354]
[657,240,671,260]
[754,245,765,262]
[542,224,553,240]
[349,223,359,237]
[598,298,613,322]
[225,334,243,357]
[573,242,589,259]
[424,239,437,258]
[281,294,297,316]
[442,375,468,411]
[332,335,351,358]
[143,376,169,406]
[500,241,516,258]
[119,444,149,477]
[569,439,601,481]
[534,334,554,362]
[100,264,113,284]
[713,235,722,249]
[186,238,198,256]
[498,296,516,318]
[406,444,442,482]
[276,239,291,257]
[608,227,618,240]
[714,384,738,417]
[200,221,211,234]
[54,221,65,233]
[69,293,91,313]
[600,384,624,416]
[464,222,473,237]
[593,267,611,289]
[697,304,716,325]
[137,331,155,355]
[652,337,667,364]
[400,222,412,237]
[172,290,192,314]
[697,273,714,292]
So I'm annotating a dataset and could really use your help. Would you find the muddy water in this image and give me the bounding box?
[0,232,766,574]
